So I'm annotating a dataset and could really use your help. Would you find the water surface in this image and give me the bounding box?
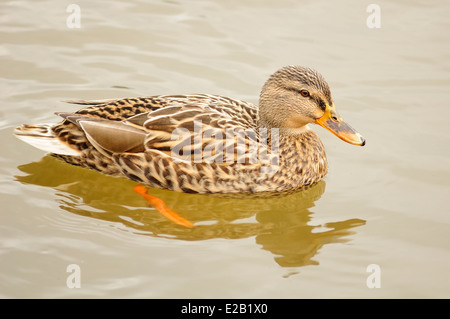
[0,0,449,298]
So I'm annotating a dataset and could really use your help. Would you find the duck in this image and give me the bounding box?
[14,65,365,195]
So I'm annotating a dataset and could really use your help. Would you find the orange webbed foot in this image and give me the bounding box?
[133,185,194,228]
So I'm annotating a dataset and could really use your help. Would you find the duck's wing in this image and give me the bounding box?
[52,94,262,162]
[141,95,261,164]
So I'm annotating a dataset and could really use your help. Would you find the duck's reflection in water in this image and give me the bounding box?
[16,156,365,268]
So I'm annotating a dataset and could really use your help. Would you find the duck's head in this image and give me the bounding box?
[259,65,365,146]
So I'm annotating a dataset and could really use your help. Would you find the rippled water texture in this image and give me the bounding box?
[1,0,449,298]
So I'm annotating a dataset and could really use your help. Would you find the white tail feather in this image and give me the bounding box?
[14,124,80,156]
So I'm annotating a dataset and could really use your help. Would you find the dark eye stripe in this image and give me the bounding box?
[285,87,327,111]
[317,98,326,111]
[312,96,326,111]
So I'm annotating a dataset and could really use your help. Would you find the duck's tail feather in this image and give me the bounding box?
[14,124,81,156]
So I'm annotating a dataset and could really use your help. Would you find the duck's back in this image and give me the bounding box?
[64,94,259,126]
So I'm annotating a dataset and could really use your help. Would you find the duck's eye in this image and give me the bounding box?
[300,90,310,97]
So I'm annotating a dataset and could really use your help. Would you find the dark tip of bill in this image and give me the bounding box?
[361,138,366,146]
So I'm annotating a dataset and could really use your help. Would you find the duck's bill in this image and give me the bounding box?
[315,104,366,146]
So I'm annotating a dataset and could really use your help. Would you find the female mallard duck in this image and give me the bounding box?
[14,66,365,195]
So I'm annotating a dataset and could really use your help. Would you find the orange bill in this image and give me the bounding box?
[315,103,365,146]
[133,185,195,228]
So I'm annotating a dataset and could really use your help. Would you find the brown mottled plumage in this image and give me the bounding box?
[14,66,365,194]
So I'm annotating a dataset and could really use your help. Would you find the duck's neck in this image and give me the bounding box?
[257,120,314,141]
[257,115,312,136]
[278,125,312,137]
[265,126,328,188]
